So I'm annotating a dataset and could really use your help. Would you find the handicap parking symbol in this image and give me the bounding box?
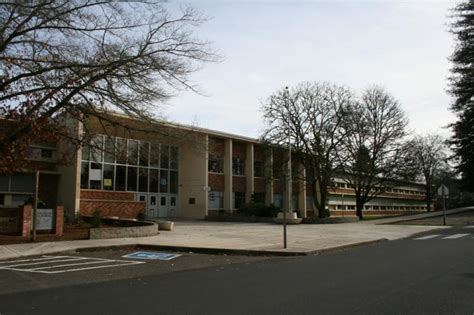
[123,251,181,261]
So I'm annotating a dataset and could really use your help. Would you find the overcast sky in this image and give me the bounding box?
[164,0,457,139]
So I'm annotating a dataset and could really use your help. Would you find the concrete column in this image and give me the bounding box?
[204,134,209,216]
[224,139,233,212]
[245,143,254,203]
[298,163,307,218]
[265,148,273,206]
[57,117,82,219]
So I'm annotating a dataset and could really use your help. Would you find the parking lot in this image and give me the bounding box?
[0,248,274,295]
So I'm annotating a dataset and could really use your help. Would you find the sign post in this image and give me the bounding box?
[437,184,449,226]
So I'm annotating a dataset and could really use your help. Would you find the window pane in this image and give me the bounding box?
[80,162,89,189]
[150,143,160,168]
[160,170,168,193]
[149,169,159,193]
[208,191,223,209]
[127,140,138,165]
[89,163,102,190]
[103,164,114,191]
[116,138,127,164]
[233,192,245,209]
[90,135,103,163]
[11,173,35,193]
[170,147,178,170]
[104,137,115,163]
[139,142,149,166]
[127,166,137,191]
[81,144,90,161]
[138,168,148,192]
[160,145,169,169]
[254,161,264,177]
[0,174,9,191]
[170,171,178,194]
[232,158,244,175]
[208,155,223,173]
[115,166,126,191]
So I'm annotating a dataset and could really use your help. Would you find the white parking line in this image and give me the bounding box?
[414,234,441,240]
[442,233,470,240]
[464,225,474,229]
[0,255,145,274]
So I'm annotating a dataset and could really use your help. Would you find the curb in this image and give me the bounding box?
[71,238,389,257]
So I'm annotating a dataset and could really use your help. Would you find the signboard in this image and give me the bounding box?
[33,208,54,230]
[123,251,181,261]
[437,184,449,197]
[89,169,102,181]
[103,178,112,187]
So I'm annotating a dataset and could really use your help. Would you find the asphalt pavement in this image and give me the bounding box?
[0,225,472,315]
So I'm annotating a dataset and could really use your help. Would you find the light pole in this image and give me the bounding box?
[283,86,291,249]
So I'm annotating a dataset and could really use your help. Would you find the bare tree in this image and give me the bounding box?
[0,1,216,172]
[402,134,449,212]
[339,86,408,219]
[261,82,353,218]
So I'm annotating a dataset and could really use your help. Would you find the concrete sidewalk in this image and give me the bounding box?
[1,207,472,261]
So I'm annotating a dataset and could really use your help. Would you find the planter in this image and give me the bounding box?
[158,221,174,231]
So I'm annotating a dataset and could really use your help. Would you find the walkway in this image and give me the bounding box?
[0,207,472,260]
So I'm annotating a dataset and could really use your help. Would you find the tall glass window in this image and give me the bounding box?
[160,170,168,193]
[127,166,137,191]
[115,166,126,191]
[139,142,149,166]
[80,135,178,194]
[160,145,169,169]
[127,140,138,165]
[103,164,114,190]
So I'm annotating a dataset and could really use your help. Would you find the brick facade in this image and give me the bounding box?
[273,180,283,194]
[80,190,135,201]
[209,137,225,156]
[254,178,266,193]
[80,189,145,219]
[209,174,225,191]
[232,142,246,159]
[233,176,246,192]
[80,200,145,218]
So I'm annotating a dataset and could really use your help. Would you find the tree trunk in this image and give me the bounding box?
[356,199,364,220]
[319,190,329,218]
[426,180,432,212]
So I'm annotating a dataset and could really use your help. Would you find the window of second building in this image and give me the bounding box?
[208,155,223,173]
[233,192,245,209]
[208,191,223,209]
[232,158,245,176]
[254,160,265,178]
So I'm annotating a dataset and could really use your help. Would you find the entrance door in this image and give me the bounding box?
[158,195,168,218]
[169,195,178,218]
[148,194,159,218]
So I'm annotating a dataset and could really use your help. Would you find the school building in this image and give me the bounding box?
[0,114,428,220]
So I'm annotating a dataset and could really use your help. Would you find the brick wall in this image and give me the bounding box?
[273,180,283,194]
[209,137,225,156]
[233,176,246,192]
[292,181,299,193]
[254,178,266,193]
[254,145,265,161]
[232,142,246,159]
[81,190,135,201]
[21,205,32,238]
[209,174,225,191]
[80,200,145,218]
[306,183,314,196]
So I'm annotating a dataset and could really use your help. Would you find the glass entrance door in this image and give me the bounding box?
[158,195,168,218]
[148,194,159,218]
[169,195,178,217]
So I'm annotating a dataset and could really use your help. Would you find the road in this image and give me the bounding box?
[0,226,472,315]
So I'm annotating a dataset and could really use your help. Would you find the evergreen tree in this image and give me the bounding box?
[449,0,474,191]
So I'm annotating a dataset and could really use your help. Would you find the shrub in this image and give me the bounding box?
[237,202,280,218]
[91,209,102,228]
